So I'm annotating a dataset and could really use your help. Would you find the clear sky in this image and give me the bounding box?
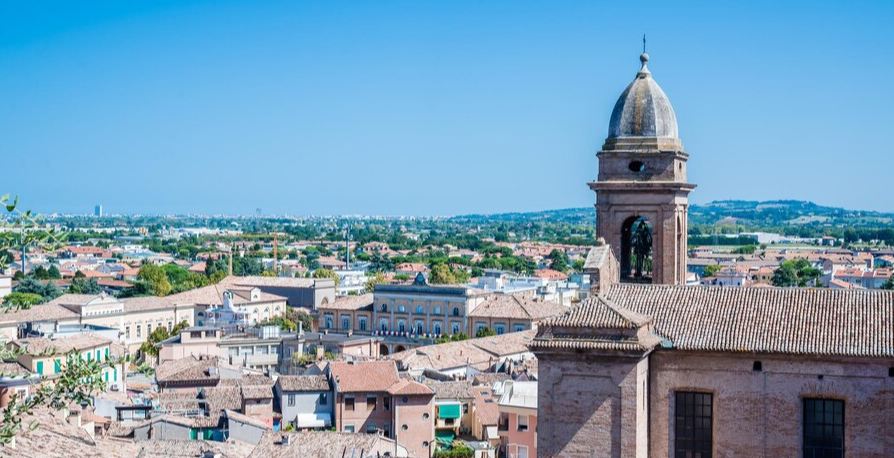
[1,1,892,216]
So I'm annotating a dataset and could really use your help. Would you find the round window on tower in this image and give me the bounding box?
[628,161,646,172]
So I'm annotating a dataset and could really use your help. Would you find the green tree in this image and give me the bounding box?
[47,265,61,279]
[548,249,569,272]
[260,316,298,332]
[364,272,386,292]
[475,327,497,338]
[433,444,474,458]
[2,292,43,308]
[14,277,61,302]
[429,264,456,284]
[772,259,821,287]
[69,277,102,294]
[139,320,189,357]
[32,266,50,280]
[703,264,722,278]
[882,276,894,290]
[312,268,340,286]
[136,264,172,296]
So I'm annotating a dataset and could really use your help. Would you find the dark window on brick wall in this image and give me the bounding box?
[803,398,844,458]
[674,391,713,458]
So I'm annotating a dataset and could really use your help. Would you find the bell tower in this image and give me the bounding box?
[589,53,695,285]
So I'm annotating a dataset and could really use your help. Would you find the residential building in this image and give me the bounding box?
[467,295,566,336]
[330,360,435,458]
[319,277,563,355]
[274,374,333,429]
[157,326,226,363]
[0,293,196,351]
[334,268,369,296]
[496,381,537,458]
[6,334,126,390]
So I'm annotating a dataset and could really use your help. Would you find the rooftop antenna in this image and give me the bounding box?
[642,34,646,54]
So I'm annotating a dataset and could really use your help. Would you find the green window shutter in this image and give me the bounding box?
[96,349,101,361]
[189,428,198,440]
[113,367,118,381]
[36,361,44,375]
[54,359,62,373]
[105,348,110,359]
[104,371,108,382]
[87,352,92,361]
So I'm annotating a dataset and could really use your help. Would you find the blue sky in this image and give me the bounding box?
[1,1,892,216]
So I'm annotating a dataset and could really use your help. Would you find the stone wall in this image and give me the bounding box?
[536,349,894,457]
[649,351,894,457]
[536,351,642,457]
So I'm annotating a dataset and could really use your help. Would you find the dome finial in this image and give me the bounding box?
[638,34,650,76]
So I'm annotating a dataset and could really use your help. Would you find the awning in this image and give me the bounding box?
[485,426,498,441]
[294,413,331,429]
[435,430,455,446]
[437,403,461,419]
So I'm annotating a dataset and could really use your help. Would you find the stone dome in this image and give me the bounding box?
[607,53,679,139]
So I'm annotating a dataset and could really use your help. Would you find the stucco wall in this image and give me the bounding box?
[394,394,435,458]
[228,418,266,445]
[276,387,332,427]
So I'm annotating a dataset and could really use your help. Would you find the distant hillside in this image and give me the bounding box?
[453,200,894,229]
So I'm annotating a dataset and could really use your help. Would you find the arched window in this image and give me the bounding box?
[380,304,388,312]
[415,305,424,314]
[452,307,460,317]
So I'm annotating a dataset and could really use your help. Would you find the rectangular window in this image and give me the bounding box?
[147,324,152,335]
[288,394,295,407]
[517,414,529,432]
[344,424,354,433]
[136,325,142,338]
[36,361,44,375]
[674,391,712,458]
[345,397,355,411]
[125,326,130,339]
[383,396,390,411]
[359,317,368,332]
[804,398,844,458]
[367,395,377,411]
[517,445,529,458]
[320,393,328,405]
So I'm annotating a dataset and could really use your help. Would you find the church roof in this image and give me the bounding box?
[607,53,679,139]
[534,284,894,358]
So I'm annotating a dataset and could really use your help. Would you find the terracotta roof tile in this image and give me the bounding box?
[535,284,894,358]
[329,361,399,392]
[277,375,330,392]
